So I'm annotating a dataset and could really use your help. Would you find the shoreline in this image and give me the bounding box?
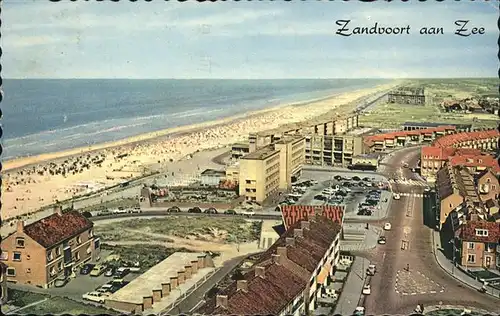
[3,83,395,172]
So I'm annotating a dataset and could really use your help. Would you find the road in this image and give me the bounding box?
[361,147,500,314]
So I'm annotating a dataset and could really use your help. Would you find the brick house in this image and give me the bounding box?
[475,169,500,203]
[0,208,100,288]
[197,214,342,315]
[456,221,500,269]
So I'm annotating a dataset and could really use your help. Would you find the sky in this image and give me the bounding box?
[3,0,499,79]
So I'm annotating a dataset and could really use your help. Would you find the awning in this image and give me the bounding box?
[317,263,332,284]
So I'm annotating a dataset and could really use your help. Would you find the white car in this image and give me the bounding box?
[362,285,371,295]
[393,193,401,200]
[82,291,109,303]
[354,306,365,316]
[240,209,255,217]
[366,264,376,276]
[384,223,392,231]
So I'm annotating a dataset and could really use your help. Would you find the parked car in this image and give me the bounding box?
[354,306,365,316]
[54,277,69,288]
[334,175,343,181]
[82,291,109,304]
[104,267,116,277]
[225,209,237,215]
[188,207,202,213]
[90,264,107,277]
[352,176,361,181]
[384,223,392,231]
[362,177,371,182]
[240,209,255,217]
[314,194,327,201]
[393,193,401,200]
[377,236,387,244]
[204,208,218,214]
[80,263,95,275]
[167,206,181,213]
[366,264,376,276]
[362,285,371,295]
[114,267,130,278]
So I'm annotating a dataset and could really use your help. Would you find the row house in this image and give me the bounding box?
[197,215,342,316]
[402,122,472,132]
[432,129,500,151]
[0,208,100,288]
[436,165,486,230]
[364,125,457,153]
[455,220,500,269]
[421,145,499,181]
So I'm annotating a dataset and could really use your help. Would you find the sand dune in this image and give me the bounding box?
[2,83,397,221]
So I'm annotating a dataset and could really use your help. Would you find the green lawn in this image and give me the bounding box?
[6,288,48,307]
[20,297,118,315]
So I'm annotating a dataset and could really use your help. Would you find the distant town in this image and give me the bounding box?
[1,80,499,316]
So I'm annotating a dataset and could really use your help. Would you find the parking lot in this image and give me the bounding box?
[283,170,392,220]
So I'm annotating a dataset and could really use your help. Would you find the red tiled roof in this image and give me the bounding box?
[23,211,93,248]
[433,129,500,148]
[198,215,341,315]
[448,154,500,173]
[457,221,500,243]
[279,205,343,230]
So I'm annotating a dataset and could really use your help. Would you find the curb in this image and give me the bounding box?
[431,230,499,299]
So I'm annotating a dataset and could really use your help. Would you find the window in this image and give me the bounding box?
[56,247,61,256]
[26,268,31,274]
[58,261,63,270]
[26,255,31,260]
[94,239,100,249]
[86,246,92,254]
[47,252,53,262]
[88,229,93,237]
[475,229,488,237]
[467,254,476,263]
[6,268,16,276]
[468,242,475,249]
[76,236,82,245]
[50,267,56,276]
[0,251,8,261]
[13,252,21,262]
[75,252,80,261]
[16,238,25,248]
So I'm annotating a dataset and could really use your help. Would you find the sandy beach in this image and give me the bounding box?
[3,83,397,221]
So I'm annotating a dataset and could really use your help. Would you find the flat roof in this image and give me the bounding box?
[274,136,305,145]
[107,252,205,304]
[232,143,249,148]
[200,169,226,176]
[402,121,472,128]
[241,145,279,161]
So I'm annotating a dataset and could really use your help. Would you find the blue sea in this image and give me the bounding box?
[1,79,390,160]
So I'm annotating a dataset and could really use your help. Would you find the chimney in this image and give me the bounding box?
[255,265,265,278]
[190,260,199,274]
[294,228,303,238]
[169,276,178,290]
[277,246,287,259]
[177,271,186,284]
[185,265,193,279]
[54,206,63,216]
[16,220,24,233]
[236,280,248,292]
[161,283,170,296]
[301,221,310,230]
[197,255,205,269]
[286,237,295,246]
[271,254,281,265]
[216,295,228,309]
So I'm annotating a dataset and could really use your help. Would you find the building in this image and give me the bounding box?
[421,129,500,181]
[231,143,250,160]
[279,205,344,230]
[436,165,485,230]
[0,208,100,288]
[197,214,342,315]
[305,134,363,167]
[388,87,425,105]
[402,121,472,132]
[200,169,226,187]
[455,221,499,269]
[350,153,380,170]
[364,125,457,153]
[105,252,214,314]
[238,136,305,203]
[0,262,7,304]
[274,136,306,187]
[239,145,281,203]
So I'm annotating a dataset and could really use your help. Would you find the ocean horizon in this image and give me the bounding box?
[1,79,391,160]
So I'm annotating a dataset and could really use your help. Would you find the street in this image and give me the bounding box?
[360,147,500,314]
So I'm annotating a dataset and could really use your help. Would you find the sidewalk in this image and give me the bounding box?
[432,230,500,298]
[333,257,370,315]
